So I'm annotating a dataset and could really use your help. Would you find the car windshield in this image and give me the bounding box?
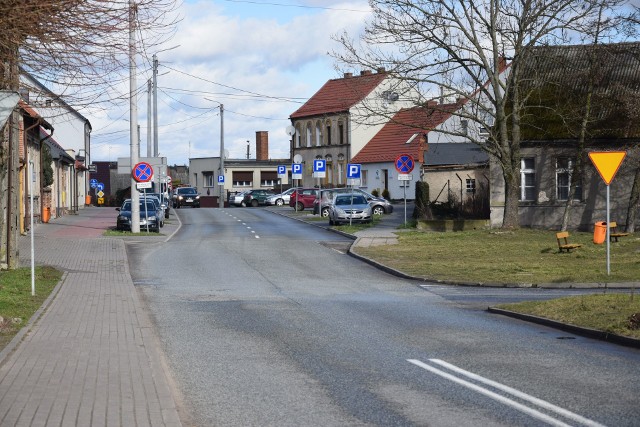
[178,188,197,195]
[335,195,367,205]
[121,201,158,211]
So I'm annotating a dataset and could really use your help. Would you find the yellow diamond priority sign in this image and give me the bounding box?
[588,151,626,185]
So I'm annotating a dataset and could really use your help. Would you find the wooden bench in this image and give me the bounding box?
[609,221,630,242]
[556,231,582,253]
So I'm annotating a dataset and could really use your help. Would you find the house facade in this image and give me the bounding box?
[489,42,640,230]
[289,69,414,188]
[20,69,92,211]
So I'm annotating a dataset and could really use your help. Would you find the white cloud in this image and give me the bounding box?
[88,0,370,166]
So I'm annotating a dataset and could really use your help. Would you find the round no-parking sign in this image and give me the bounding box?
[132,162,153,183]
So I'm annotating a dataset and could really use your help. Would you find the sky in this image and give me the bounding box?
[88,0,372,166]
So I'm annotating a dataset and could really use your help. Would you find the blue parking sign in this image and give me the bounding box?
[347,164,361,179]
[292,163,302,179]
[218,175,224,184]
[313,159,326,173]
[277,165,286,177]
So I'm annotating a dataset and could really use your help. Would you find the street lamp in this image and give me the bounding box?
[205,99,225,210]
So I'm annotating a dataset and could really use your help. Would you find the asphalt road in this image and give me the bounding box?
[128,207,640,427]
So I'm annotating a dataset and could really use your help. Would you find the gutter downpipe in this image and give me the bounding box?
[39,129,54,221]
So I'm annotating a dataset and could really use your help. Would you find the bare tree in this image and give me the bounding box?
[333,0,629,229]
[0,0,179,267]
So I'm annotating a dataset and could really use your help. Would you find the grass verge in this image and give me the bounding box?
[352,229,640,284]
[496,293,640,339]
[0,266,62,351]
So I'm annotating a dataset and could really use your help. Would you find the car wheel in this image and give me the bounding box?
[276,198,284,206]
[372,205,385,215]
[251,199,259,207]
[321,207,330,218]
[296,202,304,211]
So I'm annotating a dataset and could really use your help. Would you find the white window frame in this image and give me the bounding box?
[520,158,536,201]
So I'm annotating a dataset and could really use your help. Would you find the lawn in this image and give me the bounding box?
[353,229,640,285]
[0,266,62,350]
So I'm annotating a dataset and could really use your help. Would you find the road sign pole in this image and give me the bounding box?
[404,184,407,227]
[606,185,610,275]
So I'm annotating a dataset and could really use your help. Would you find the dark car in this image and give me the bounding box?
[173,187,200,208]
[116,199,162,232]
[242,189,274,207]
[288,188,319,211]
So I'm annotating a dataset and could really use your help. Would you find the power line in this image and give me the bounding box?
[220,0,370,13]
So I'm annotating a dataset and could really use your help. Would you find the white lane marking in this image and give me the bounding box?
[407,359,604,427]
[242,223,247,225]
[255,236,260,239]
[251,230,255,233]
[427,359,604,427]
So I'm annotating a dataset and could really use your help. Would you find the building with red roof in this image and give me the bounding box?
[352,101,488,201]
[289,69,414,187]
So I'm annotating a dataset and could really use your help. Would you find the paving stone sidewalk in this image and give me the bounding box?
[0,208,182,427]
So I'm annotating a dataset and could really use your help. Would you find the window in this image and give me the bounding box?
[316,122,322,146]
[479,126,489,139]
[337,162,344,186]
[556,157,582,201]
[306,124,312,147]
[232,171,252,187]
[466,178,476,193]
[338,122,345,145]
[261,171,277,187]
[203,172,215,187]
[460,120,468,136]
[520,158,536,201]
[326,124,332,145]
[361,170,368,187]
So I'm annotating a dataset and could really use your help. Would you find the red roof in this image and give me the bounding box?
[352,103,460,164]
[290,71,388,119]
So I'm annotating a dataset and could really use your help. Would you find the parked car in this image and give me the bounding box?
[265,187,297,206]
[139,194,165,227]
[314,188,393,217]
[328,193,372,225]
[231,191,248,207]
[173,187,200,208]
[144,192,171,218]
[140,193,169,221]
[242,189,274,207]
[115,199,162,232]
[289,188,319,211]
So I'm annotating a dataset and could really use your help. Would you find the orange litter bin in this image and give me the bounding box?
[593,221,607,244]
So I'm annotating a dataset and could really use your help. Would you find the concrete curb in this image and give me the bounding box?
[488,307,640,349]
[0,270,67,368]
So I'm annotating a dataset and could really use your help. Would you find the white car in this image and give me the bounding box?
[265,188,297,206]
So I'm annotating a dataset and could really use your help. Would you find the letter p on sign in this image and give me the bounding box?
[347,164,361,179]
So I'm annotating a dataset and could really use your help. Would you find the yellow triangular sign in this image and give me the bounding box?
[588,151,626,185]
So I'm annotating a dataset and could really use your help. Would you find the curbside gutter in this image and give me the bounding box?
[488,307,640,349]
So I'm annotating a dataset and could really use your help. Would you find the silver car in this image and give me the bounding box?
[265,187,297,206]
[328,193,372,225]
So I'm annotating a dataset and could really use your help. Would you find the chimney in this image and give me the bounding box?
[498,55,508,73]
[343,72,353,78]
[255,131,269,161]
[360,70,372,76]
[426,100,438,108]
[376,67,386,74]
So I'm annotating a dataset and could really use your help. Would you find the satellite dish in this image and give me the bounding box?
[293,154,303,163]
[286,126,296,137]
[223,149,229,159]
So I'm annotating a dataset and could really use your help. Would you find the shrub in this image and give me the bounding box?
[371,188,380,197]
[381,188,390,200]
[413,181,432,219]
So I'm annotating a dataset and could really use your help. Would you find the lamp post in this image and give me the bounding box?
[219,104,224,210]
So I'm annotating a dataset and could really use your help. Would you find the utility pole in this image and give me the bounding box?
[153,54,158,157]
[130,0,140,233]
[219,104,224,211]
[147,79,152,157]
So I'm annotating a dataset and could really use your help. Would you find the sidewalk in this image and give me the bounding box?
[0,207,182,426]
